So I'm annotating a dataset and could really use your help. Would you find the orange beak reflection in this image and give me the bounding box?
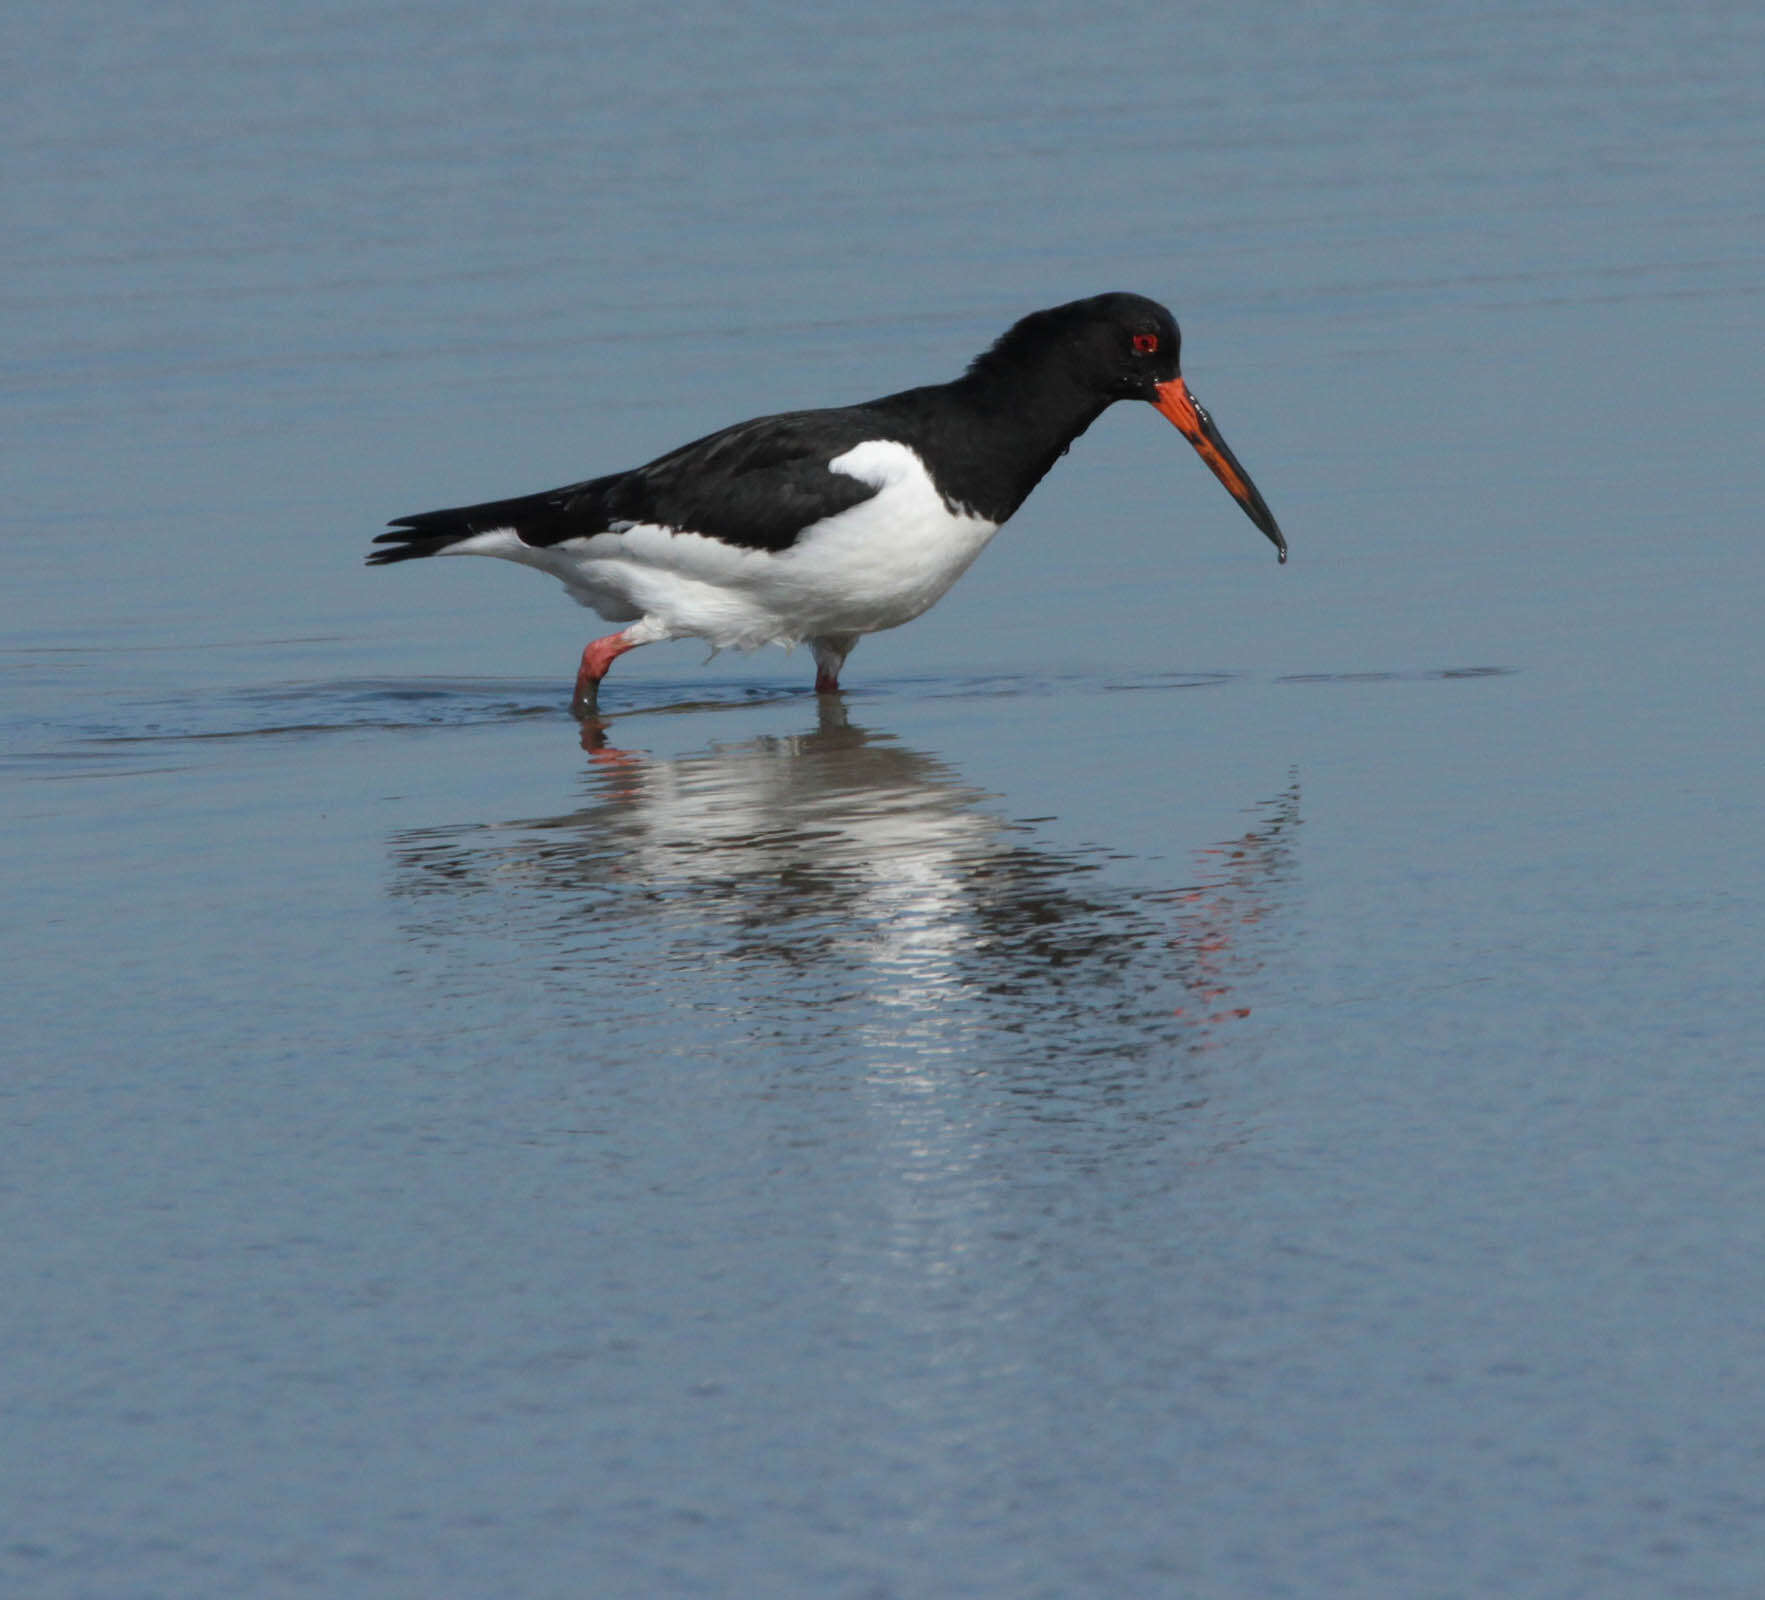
[1155,377,1287,563]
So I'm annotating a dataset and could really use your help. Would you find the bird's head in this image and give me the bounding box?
[1005,293,1289,564]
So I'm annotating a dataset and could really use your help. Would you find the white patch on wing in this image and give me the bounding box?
[438,440,1001,653]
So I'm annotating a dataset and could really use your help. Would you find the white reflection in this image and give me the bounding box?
[582,700,1005,1030]
[388,699,1302,1303]
[389,698,1300,1079]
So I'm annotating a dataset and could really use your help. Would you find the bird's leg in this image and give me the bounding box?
[809,634,858,696]
[571,618,666,717]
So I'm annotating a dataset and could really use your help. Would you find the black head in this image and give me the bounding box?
[960,293,1287,562]
[1062,294,1290,563]
[966,292,1183,401]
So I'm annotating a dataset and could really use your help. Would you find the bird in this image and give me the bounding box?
[369,292,1287,715]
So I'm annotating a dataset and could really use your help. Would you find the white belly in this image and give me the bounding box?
[441,440,1001,651]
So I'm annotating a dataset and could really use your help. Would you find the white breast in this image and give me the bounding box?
[774,440,1001,633]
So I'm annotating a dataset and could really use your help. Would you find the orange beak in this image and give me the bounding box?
[1155,377,1287,563]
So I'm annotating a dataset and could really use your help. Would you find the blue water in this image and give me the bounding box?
[6,1,1764,1595]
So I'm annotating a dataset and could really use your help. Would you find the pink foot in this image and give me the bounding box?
[814,667,841,695]
[572,629,644,716]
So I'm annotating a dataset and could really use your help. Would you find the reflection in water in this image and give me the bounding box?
[388,699,1300,1080]
[389,699,1301,1299]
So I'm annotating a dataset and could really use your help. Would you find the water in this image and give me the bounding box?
[5,1,1764,1594]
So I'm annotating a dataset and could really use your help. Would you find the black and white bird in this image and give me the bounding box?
[370,293,1287,713]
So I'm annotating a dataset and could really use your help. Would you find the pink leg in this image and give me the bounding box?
[810,635,856,696]
[572,622,659,716]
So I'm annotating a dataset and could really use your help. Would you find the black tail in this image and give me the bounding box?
[366,527,470,565]
[368,477,615,566]
[367,495,528,566]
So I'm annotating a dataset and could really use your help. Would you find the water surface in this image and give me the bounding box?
[5,1,1764,1595]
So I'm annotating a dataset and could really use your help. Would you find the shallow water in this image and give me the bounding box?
[6,1,1765,1595]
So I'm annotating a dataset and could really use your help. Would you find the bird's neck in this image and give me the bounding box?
[926,365,1114,523]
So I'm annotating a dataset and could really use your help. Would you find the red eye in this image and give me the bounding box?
[1133,332,1159,354]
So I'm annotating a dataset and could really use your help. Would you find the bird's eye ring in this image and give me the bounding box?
[1132,333,1159,355]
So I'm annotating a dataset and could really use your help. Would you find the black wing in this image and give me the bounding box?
[369,408,891,565]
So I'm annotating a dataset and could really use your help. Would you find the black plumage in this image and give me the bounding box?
[369,293,1286,707]
[369,294,1226,563]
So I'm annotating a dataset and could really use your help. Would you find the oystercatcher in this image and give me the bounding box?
[370,293,1287,713]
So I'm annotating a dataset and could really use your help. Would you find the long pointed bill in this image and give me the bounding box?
[1155,376,1288,563]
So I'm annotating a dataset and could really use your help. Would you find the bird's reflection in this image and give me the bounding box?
[388,699,1300,1079]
